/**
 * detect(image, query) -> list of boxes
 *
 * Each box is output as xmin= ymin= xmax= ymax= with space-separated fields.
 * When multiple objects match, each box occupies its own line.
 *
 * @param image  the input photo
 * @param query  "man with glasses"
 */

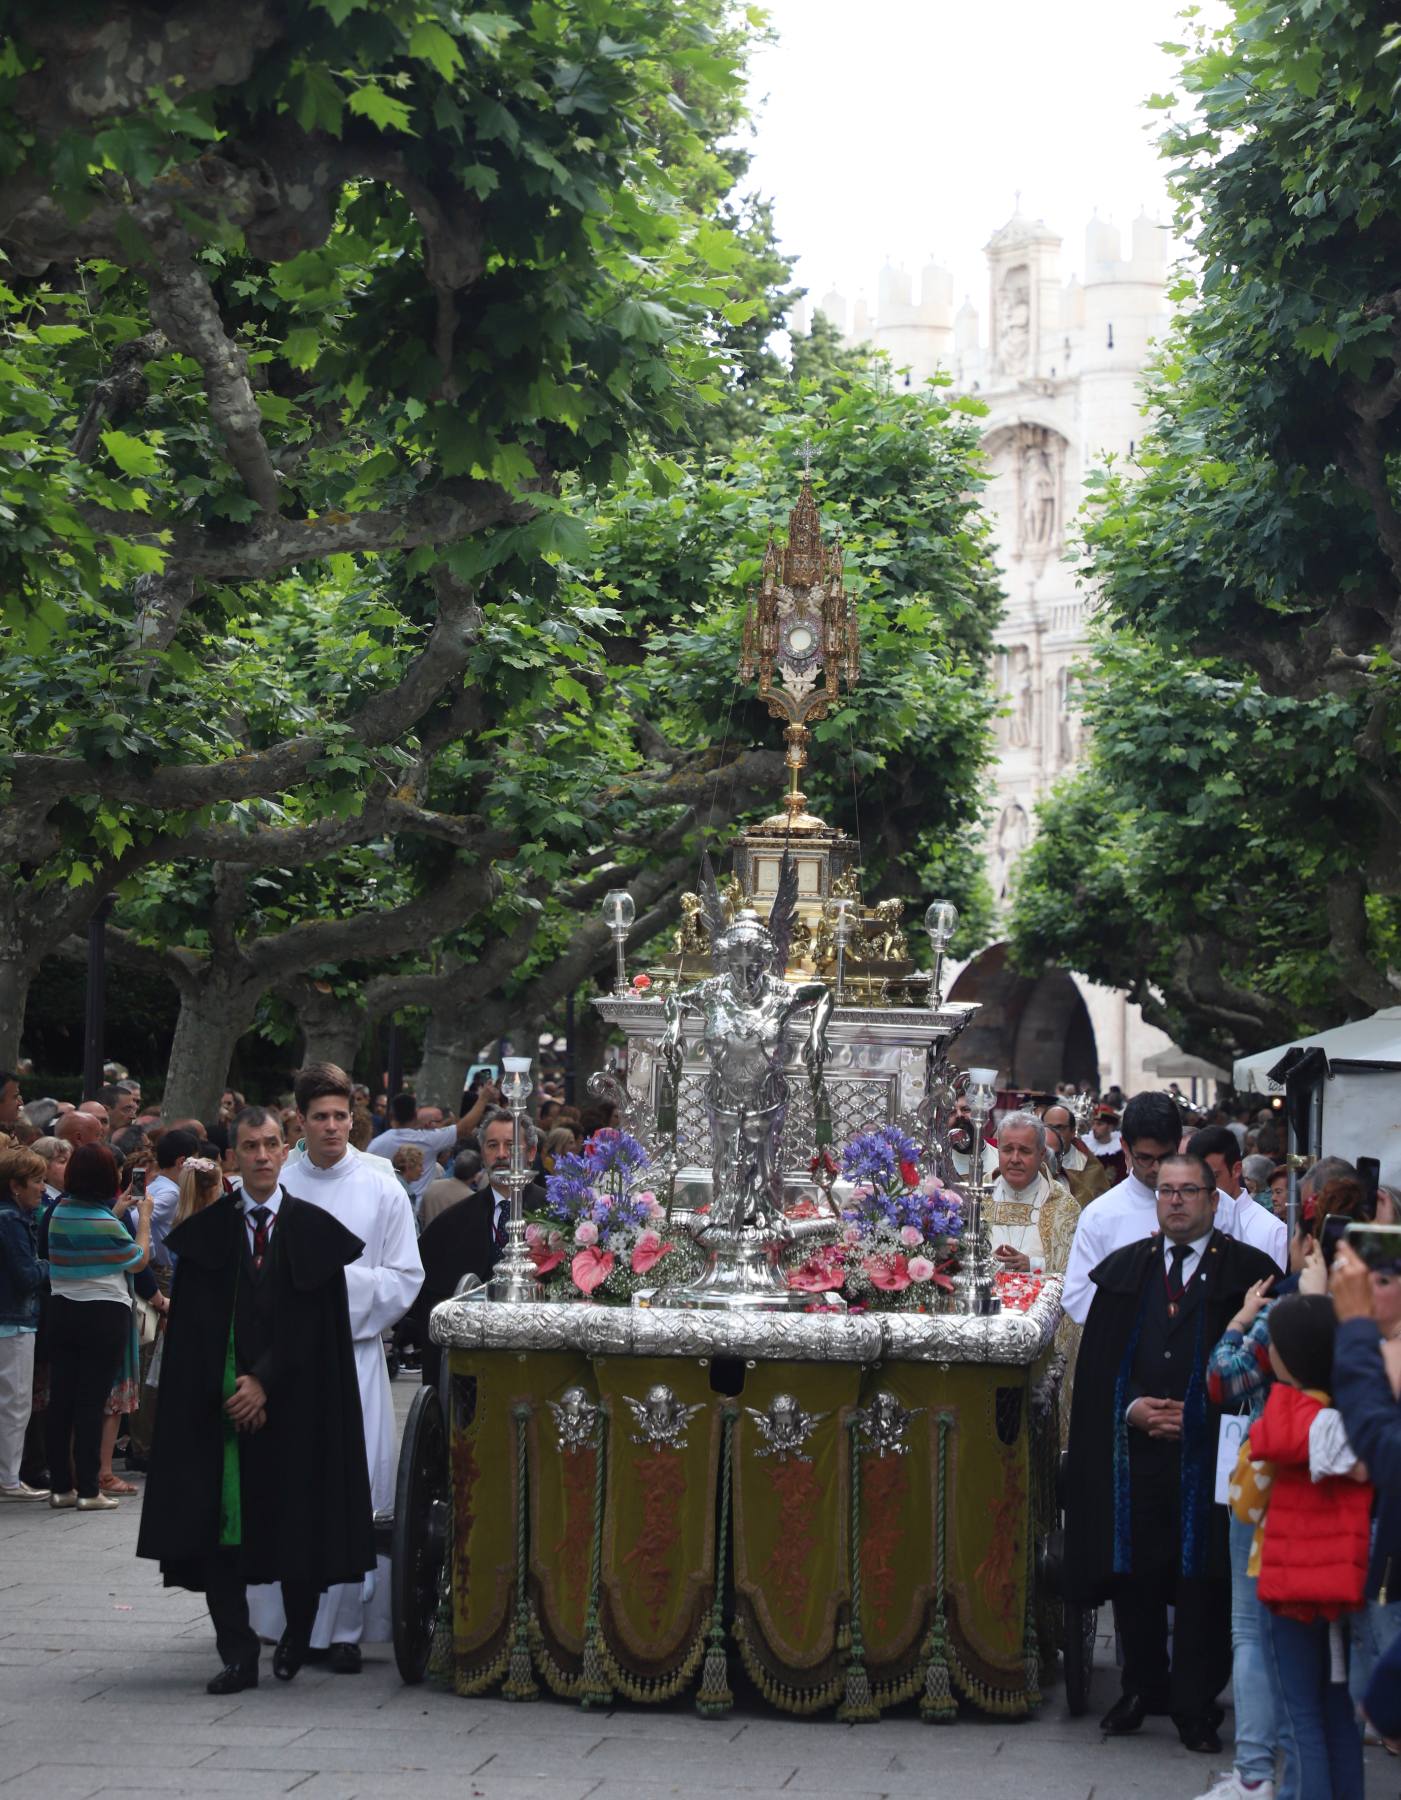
xmin=1064 ymin=1152 xmax=1280 ymax=1754
xmin=1062 ymin=1092 xmax=1285 ymax=1324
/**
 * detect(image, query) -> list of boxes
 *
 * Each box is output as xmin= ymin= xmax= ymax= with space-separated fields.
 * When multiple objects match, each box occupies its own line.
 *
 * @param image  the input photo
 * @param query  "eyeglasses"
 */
xmin=1129 ymin=1149 xmax=1167 ymax=1166
xmin=1158 ymin=1184 xmax=1209 ymax=1200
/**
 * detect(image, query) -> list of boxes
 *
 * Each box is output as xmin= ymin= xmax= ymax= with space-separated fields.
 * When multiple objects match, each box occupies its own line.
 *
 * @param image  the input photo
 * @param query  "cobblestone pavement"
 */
xmin=0 ymin=1376 xmax=1388 ymax=1799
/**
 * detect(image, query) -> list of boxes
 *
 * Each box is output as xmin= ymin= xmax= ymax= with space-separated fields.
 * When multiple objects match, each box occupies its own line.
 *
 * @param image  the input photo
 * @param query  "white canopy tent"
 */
xmin=1232 ymin=1006 xmax=1401 ymax=1094
xmin=1233 ymin=1006 xmax=1401 ymax=1193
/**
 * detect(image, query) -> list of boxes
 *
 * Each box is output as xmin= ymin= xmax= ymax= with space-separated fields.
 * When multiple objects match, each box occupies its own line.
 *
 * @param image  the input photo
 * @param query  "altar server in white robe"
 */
xmin=1062 ymin=1090 xmax=1285 ymax=1324
xmin=247 ymin=1063 xmax=423 ymax=1668
xmin=987 ymin=1110 xmax=1080 ymax=1276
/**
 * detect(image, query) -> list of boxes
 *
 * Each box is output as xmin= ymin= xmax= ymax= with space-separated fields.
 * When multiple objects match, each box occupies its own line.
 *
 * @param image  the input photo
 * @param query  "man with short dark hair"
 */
xmin=1062 ymin=1093 xmax=1285 ymax=1323
xmin=246 ymin=1064 xmax=421 ymax=1670
xmin=1065 ymin=1153 xmax=1279 ymax=1753
xmin=98 ymin=1084 xmax=139 ymax=1132
xmin=414 ymin=1109 xmax=547 ymax=1389
xmin=365 ymin=1085 xmax=500 ymax=1209
xmin=148 ymin=1128 xmax=201 ymax=1272
xmin=137 ymin=1106 xmax=374 ymax=1693
xmin=1186 ymin=1124 xmax=1244 ymax=1200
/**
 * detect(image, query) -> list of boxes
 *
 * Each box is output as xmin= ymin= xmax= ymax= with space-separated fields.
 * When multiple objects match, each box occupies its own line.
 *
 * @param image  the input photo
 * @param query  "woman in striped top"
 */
xmin=46 ymin=1144 xmax=152 ymax=1510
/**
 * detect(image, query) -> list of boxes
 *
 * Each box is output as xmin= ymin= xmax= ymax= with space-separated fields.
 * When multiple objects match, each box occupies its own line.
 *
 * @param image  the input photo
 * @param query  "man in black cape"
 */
xmin=136 ymin=1107 xmax=375 ymax=1693
xmin=1063 ymin=1151 xmax=1277 ymax=1754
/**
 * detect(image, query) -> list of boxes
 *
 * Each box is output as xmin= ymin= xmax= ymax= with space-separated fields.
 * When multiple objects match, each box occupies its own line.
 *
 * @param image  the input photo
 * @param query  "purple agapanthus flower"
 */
xmin=840 ymin=1125 xmax=920 ymax=1191
xmin=545 ymin=1128 xmax=652 ymax=1246
xmin=838 ymin=1125 xmax=962 ymax=1242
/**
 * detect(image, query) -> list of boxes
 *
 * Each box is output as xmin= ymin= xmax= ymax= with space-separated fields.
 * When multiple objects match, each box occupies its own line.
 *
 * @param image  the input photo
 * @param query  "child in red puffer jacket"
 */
xmin=1250 ymin=1293 xmax=1372 ymax=1798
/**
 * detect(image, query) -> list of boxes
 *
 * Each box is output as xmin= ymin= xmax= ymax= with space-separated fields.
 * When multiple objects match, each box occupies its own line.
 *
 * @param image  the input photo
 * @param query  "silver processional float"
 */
xmin=389 ymin=464 xmax=1086 ymax=1720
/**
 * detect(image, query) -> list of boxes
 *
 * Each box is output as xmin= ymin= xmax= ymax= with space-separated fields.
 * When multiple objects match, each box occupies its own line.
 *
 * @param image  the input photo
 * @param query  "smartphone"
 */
xmin=1358 ymin=1156 xmax=1382 ymax=1214
xmin=1344 ymin=1222 xmax=1401 ymax=1270
xmin=128 ymin=1165 xmax=146 ymax=1201
xmin=1319 ymin=1212 xmax=1353 ymax=1266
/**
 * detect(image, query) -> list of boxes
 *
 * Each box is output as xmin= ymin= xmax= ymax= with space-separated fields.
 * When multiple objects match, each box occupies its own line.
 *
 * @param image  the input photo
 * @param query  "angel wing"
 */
xmin=622 ymin=1394 xmax=650 ymax=1430
xmin=698 ymin=850 xmax=729 ymax=970
xmin=767 ymin=850 xmax=799 ymax=977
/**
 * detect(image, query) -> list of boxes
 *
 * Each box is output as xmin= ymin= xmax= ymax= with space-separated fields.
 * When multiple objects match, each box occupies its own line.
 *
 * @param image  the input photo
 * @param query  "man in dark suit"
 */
xmin=1063 ymin=1152 xmax=1279 ymax=1754
xmin=136 ymin=1107 xmax=375 ymax=1694
xmin=416 ymin=1107 xmax=547 ymax=1387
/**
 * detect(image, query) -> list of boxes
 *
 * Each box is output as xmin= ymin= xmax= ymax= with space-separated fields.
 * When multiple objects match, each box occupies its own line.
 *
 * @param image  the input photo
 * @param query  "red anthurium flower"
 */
xmin=899 ymin=1159 xmax=921 ymax=1189
xmin=571 ymin=1247 xmax=615 ymax=1296
xmin=630 ymin=1232 xmax=672 ymax=1276
xmin=865 ymin=1253 xmax=912 ymax=1293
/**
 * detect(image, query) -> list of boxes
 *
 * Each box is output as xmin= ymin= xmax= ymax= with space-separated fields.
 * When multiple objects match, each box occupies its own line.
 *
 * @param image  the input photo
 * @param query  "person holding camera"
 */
xmin=44 ymin=1144 xmax=152 ymax=1510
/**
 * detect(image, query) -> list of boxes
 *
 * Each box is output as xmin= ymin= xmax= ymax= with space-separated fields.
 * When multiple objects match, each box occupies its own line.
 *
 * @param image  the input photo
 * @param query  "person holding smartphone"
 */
xmin=44 ymin=1144 xmax=151 ymax=1510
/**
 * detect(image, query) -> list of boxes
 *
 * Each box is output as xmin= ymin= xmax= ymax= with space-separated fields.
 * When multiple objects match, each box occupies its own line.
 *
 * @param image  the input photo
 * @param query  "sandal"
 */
xmin=98 ymin=1474 xmax=138 ymax=1496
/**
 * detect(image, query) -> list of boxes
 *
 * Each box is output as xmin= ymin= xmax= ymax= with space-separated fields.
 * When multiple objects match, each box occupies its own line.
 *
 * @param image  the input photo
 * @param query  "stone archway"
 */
xmin=946 ymin=943 xmax=1100 ymax=1091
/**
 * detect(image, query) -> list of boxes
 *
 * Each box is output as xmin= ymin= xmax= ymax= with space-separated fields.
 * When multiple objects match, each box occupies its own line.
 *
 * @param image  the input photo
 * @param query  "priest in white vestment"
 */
xmin=1062 ymin=1091 xmax=1286 ymax=1324
xmin=248 ymin=1064 xmax=423 ymax=1665
xmin=987 ymin=1110 xmax=1080 ymax=1276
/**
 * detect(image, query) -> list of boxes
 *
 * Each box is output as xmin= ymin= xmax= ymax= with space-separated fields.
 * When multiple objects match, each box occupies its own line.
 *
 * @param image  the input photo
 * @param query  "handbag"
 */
xmin=134 ymin=1295 xmax=160 ymax=1347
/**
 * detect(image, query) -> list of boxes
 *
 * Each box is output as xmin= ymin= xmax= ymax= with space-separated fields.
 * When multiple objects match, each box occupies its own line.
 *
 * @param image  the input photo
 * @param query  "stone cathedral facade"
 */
xmin=807 ymin=211 xmax=1197 ymax=1094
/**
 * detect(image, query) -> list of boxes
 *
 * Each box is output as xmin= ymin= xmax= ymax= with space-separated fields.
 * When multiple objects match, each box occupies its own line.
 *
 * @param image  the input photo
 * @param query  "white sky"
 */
xmin=743 ymin=0 xmax=1218 ymax=319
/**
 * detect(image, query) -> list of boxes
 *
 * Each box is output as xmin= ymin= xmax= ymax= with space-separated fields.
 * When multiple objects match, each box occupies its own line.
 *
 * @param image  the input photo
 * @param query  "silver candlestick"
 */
xmin=923 ymin=900 xmax=959 ymax=1011
xmin=954 ymin=1064 xmax=1000 ymax=1316
xmin=602 ymin=889 xmax=636 ymax=999
xmin=489 ymin=1056 xmax=544 ymax=1303
xmin=831 ymin=898 xmax=852 ymax=1006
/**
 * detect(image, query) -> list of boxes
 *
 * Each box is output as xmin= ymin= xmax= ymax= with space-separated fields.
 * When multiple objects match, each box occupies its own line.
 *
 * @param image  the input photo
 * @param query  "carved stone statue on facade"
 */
xmin=1020 ymin=444 xmax=1058 ymax=552
xmin=992 ymin=801 xmax=1032 ymax=902
xmin=998 ymin=265 xmax=1030 ymax=375
xmin=1001 ymin=644 xmax=1033 ymax=748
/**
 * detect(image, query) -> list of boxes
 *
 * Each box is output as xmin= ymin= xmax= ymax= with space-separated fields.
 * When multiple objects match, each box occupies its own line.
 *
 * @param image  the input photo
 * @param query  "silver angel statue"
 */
xmin=661 ymin=852 xmax=833 ymax=1240
xmin=651 ymin=853 xmax=838 ymax=1311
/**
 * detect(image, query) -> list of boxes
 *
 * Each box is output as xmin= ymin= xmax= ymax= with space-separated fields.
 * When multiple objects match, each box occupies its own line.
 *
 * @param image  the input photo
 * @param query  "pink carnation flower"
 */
xmin=907 ymin=1256 xmax=935 ymax=1282
xmin=899 ymin=1224 xmax=922 ymax=1247
xmin=574 ymin=1219 xmax=599 ymax=1247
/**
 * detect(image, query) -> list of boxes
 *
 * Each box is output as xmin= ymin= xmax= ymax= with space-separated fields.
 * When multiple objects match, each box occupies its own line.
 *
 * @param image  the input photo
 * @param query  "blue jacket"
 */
xmin=1331 ymin=1316 xmax=1401 ymax=1599
xmin=0 ymin=1195 xmax=48 ymax=1329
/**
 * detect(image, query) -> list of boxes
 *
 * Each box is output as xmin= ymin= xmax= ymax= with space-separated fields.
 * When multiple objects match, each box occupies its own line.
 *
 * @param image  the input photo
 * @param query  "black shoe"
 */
xmin=1174 ymin=1716 xmax=1222 ymax=1754
xmin=326 ymin=1642 xmax=362 ymax=1674
xmin=206 ymin=1661 xmax=258 ymax=1696
xmin=272 ymin=1633 xmax=308 ymax=1683
xmin=1100 ymin=1692 xmax=1149 ymax=1735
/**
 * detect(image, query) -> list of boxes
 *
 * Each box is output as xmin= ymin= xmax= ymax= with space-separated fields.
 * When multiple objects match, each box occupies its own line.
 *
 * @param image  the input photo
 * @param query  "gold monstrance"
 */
xmin=739 ymin=454 xmax=860 ymax=833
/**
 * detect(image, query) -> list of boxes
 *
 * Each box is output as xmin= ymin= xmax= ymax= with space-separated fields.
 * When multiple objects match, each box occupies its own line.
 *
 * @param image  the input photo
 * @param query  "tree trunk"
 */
xmin=283 ymin=979 xmax=365 ymax=1074
xmin=414 ymin=1002 xmax=498 ymax=1109
xmin=0 ymin=952 xmax=30 ymax=1070
xmin=162 ymin=979 xmax=261 ymax=1119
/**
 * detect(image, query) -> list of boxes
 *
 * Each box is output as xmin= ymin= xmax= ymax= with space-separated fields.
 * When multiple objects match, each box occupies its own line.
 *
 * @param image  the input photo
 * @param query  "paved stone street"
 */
xmin=0 ymin=1377 xmax=1389 ymax=1800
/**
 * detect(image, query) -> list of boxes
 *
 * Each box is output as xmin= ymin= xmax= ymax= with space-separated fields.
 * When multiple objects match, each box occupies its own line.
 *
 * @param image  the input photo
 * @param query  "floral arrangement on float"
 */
xmin=785 ymin=1124 xmax=964 ymax=1311
xmin=532 ymin=1128 xmax=701 ymax=1303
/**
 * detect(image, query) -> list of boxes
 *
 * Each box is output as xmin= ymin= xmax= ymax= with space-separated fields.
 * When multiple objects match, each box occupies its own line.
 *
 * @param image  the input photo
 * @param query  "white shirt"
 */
xmin=237 ymin=1186 xmax=282 ymax=1257
xmin=365 ymin=1124 xmax=461 ymax=1201
xmin=1062 ymin=1171 xmax=1287 ymax=1324
xmin=146 ymin=1172 xmax=181 ymax=1267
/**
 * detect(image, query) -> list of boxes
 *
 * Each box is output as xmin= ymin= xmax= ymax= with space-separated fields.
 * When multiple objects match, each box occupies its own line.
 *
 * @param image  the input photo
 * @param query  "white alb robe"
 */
xmin=986 ymin=1170 xmax=1052 ymax=1265
xmin=1060 ymin=1170 xmax=1286 ymax=1325
xmin=247 ymin=1150 xmax=423 ymax=1647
